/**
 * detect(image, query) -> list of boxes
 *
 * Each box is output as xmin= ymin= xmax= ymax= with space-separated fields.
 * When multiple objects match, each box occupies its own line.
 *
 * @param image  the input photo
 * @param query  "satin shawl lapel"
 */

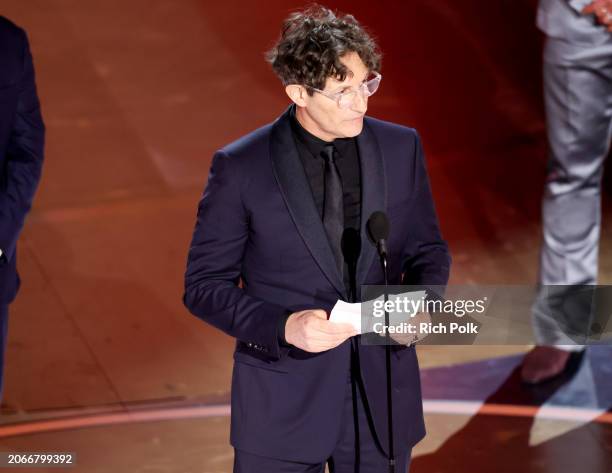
xmin=356 ymin=119 xmax=386 ymax=293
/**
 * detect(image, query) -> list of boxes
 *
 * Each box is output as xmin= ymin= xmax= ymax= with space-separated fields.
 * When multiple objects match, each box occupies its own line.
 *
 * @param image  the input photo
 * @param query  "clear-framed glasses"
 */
xmin=309 ymin=71 xmax=382 ymax=109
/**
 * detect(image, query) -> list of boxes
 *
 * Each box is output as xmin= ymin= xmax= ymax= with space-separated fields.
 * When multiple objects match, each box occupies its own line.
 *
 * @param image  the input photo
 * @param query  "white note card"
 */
xmin=329 ymin=290 xmax=427 ymax=334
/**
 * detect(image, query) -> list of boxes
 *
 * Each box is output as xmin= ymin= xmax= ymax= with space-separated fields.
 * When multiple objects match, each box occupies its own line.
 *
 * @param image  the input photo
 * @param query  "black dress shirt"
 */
xmin=290 ymin=107 xmax=361 ymax=232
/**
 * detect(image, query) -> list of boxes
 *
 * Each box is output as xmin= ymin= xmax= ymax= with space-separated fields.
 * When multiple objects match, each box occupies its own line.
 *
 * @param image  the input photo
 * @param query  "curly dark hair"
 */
xmin=266 ymin=5 xmax=381 ymax=95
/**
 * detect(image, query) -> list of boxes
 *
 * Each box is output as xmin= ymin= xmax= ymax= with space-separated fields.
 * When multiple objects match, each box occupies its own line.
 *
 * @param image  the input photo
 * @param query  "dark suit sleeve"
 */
xmin=183 ymin=150 xmax=290 ymax=361
xmin=0 ymin=27 xmax=45 ymax=264
xmin=401 ymin=132 xmax=451 ymax=286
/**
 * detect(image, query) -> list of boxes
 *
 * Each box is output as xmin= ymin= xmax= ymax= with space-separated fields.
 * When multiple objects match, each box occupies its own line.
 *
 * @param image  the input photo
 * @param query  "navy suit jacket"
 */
xmin=0 ymin=17 xmax=45 ymax=304
xmin=184 ymin=106 xmax=450 ymax=462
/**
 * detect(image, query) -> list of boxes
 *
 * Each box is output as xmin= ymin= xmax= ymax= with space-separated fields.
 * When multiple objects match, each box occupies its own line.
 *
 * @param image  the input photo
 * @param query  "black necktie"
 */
xmin=322 ymin=144 xmax=344 ymax=276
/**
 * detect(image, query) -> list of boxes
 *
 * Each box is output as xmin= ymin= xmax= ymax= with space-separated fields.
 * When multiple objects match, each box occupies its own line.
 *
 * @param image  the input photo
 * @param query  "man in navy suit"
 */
xmin=184 ymin=6 xmax=449 ymax=472
xmin=0 ymin=17 xmax=45 ymax=398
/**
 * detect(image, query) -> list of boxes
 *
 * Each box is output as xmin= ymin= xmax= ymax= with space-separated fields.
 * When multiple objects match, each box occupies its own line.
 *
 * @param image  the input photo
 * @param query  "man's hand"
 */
xmin=285 ymin=309 xmax=358 ymax=353
xmin=583 ymin=0 xmax=612 ymax=31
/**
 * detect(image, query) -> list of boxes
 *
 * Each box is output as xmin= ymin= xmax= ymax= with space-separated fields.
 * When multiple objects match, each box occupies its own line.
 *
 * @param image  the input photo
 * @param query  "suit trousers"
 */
xmin=533 ymin=36 xmax=612 ymax=347
xmin=233 ymin=347 xmax=412 ymax=473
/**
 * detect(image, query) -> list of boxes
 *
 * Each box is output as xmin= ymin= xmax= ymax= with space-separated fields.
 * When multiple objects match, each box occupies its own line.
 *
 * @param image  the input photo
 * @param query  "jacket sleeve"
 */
xmin=183 ymin=150 xmax=289 ymax=361
xmin=401 ymin=132 xmax=451 ymax=287
xmin=0 ymin=27 xmax=45 ymax=264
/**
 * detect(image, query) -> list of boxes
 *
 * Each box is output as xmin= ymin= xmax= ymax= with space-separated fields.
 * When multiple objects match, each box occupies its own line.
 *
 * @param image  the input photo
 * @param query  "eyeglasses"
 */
xmin=309 ymin=72 xmax=382 ymax=109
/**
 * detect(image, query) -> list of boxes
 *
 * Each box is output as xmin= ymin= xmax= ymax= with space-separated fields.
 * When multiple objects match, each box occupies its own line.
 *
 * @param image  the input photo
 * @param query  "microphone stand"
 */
xmin=379 ymin=249 xmax=395 ymax=473
xmin=342 ymin=228 xmax=363 ymax=467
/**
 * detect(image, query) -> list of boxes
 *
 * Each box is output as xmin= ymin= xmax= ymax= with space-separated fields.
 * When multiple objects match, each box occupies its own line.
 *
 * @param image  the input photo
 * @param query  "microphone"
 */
xmin=367 ymin=211 xmax=389 ymax=259
xmin=367 ymin=210 xmax=395 ymax=473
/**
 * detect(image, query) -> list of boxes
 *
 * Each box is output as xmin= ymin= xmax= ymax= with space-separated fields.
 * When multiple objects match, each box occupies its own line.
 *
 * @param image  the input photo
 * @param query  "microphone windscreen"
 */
xmin=367 ymin=211 xmax=389 ymax=243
